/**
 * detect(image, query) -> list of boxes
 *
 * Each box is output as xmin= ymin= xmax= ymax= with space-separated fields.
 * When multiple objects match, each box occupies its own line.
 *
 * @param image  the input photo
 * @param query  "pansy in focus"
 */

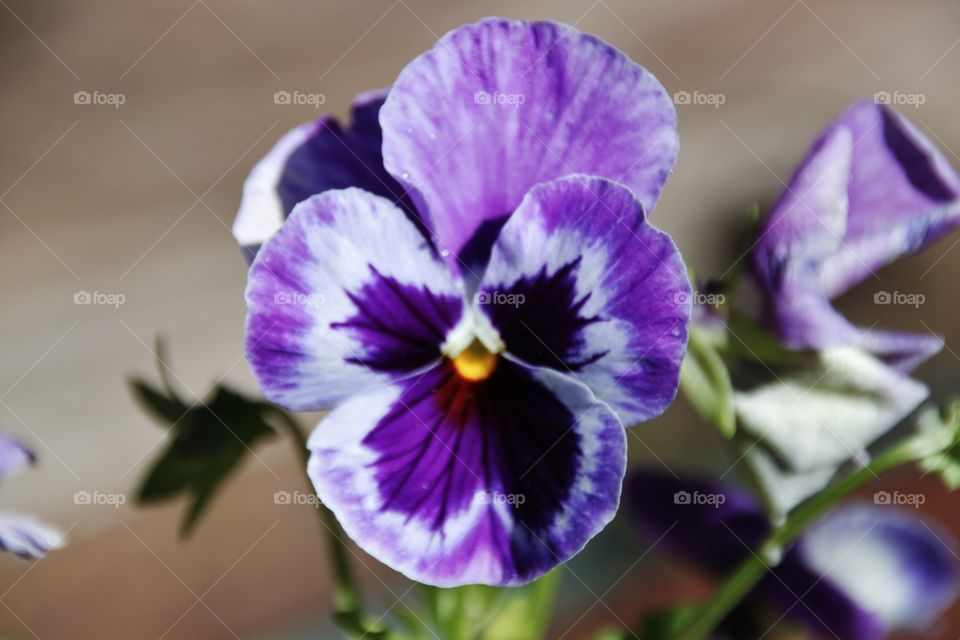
xmin=237 ymin=18 xmax=691 ymax=586
xmin=0 ymin=433 xmax=64 ymax=558
xmin=750 ymin=99 xmax=960 ymax=372
xmin=629 ymin=471 xmax=960 ymax=639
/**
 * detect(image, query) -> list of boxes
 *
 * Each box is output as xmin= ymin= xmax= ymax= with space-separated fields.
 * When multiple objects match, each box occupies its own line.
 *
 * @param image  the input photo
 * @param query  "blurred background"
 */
xmin=2 ymin=0 xmax=960 ymax=637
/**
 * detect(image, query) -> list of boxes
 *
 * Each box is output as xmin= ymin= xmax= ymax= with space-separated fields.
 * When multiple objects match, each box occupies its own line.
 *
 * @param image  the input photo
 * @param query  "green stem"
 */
xmin=273 ymin=409 xmax=363 ymax=617
xmin=672 ymin=436 xmax=929 ymax=640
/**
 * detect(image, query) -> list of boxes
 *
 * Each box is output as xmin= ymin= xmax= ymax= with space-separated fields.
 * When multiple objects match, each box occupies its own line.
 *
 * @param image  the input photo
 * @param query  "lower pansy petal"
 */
xmin=478 ymin=176 xmax=690 ymax=425
xmin=246 ymin=188 xmax=464 ymax=411
xmin=308 ymin=359 xmax=626 ymax=587
xmin=0 ymin=511 xmax=65 ymax=559
xmin=233 ymin=91 xmax=417 ymax=259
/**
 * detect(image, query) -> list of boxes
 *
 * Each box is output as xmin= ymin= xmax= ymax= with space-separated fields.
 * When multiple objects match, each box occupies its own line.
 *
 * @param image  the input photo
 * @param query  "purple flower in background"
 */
xmin=0 ymin=433 xmax=64 ymax=559
xmin=629 ymin=471 xmax=960 ymax=639
xmin=238 ymin=18 xmax=691 ymax=586
xmin=750 ymin=100 xmax=960 ymax=373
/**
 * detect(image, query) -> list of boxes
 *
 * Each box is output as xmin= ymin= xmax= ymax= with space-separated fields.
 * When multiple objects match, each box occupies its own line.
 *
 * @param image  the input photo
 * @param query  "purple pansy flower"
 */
xmin=750 ymin=100 xmax=960 ymax=373
xmin=629 ymin=471 xmax=960 ymax=639
xmin=0 ymin=433 xmax=64 ymax=559
xmin=238 ymin=18 xmax=691 ymax=586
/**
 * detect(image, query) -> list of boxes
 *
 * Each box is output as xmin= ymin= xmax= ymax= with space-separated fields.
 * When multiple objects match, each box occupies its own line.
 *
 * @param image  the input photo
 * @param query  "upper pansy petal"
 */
xmin=0 ymin=511 xmax=65 ymax=559
xmin=751 ymin=101 xmax=960 ymax=367
xmin=783 ymin=504 xmax=959 ymax=636
xmin=308 ymin=359 xmax=626 ymax=587
xmin=381 ymin=17 xmax=678 ymax=273
xmin=245 ymin=188 xmax=463 ymax=411
xmin=234 ymin=91 xmax=417 ymax=259
xmin=477 ymin=176 xmax=690 ymax=425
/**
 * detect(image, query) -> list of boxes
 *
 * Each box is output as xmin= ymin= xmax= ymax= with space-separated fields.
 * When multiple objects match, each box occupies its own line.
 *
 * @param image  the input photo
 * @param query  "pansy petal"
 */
xmin=0 ymin=511 xmax=65 ymax=559
xmin=751 ymin=101 xmax=960 ymax=365
xmin=820 ymin=102 xmax=960 ymax=296
xmin=761 ymin=552 xmax=886 ymax=640
xmin=381 ymin=17 xmax=678 ymax=273
xmin=627 ymin=470 xmax=769 ymax=575
xmin=791 ymin=504 xmax=959 ymax=634
xmin=308 ymin=359 xmax=626 ymax=587
xmin=478 ymin=176 xmax=690 ymax=425
xmin=234 ymin=91 xmax=416 ymax=259
xmin=245 ymin=188 xmax=464 ymax=411
xmin=0 ymin=433 xmax=34 ymax=480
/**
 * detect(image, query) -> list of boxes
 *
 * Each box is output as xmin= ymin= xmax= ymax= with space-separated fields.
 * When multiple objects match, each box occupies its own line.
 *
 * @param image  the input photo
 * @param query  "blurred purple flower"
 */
xmin=750 ymin=100 xmax=960 ymax=372
xmin=629 ymin=471 xmax=959 ymax=639
xmin=0 ymin=433 xmax=64 ymax=559
xmin=237 ymin=18 xmax=692 ymax=586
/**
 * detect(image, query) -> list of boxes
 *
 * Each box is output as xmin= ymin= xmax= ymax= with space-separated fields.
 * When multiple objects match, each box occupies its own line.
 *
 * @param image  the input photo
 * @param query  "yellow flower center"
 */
xmin=452 ymin=339 xmax=498 ymax=382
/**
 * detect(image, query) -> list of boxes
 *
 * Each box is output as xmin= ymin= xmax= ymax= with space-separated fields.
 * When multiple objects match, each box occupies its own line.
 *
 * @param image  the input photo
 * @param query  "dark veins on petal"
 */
xmin=362 ymin=361 xmax=581 ymax=574
xmin=486 ymin=257 xmax=606 ymax=371
xmin=880 ymin=106 xmax=955 ymax=202
xmin=331 ymin=265 xmax=462 ymax=373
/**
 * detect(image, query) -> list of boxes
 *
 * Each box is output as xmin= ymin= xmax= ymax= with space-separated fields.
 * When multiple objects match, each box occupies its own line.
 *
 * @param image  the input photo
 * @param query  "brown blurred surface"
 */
xmin=2 ymin=0 xmax=960 ymax=638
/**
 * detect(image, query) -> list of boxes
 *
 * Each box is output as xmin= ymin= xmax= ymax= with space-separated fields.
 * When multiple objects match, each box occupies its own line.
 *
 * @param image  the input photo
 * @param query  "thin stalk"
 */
xmin=672 ymin=436 xmax=930 ymax=640
xmin=273 ymin=409 xmax=363 ymax=618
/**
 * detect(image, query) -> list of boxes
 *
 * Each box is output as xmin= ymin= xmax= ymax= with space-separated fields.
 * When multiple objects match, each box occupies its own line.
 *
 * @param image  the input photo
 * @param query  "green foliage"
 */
xmin=917 ymin=398 xmax=960 ymax=490
xmin=680 ymin=323 xmax=736 ymax=438
xmin=417 ymin=570 xmax=561 ymax=640
xmin=129 ymin=340 xmax=279 ymax=536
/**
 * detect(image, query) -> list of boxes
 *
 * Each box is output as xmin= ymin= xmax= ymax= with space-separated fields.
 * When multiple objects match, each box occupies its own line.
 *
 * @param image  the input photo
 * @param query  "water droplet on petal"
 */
xmin=401 ymin=172 xmax=410 ymax=180
xmin=440 ymin=249 xmax=450 ymax=257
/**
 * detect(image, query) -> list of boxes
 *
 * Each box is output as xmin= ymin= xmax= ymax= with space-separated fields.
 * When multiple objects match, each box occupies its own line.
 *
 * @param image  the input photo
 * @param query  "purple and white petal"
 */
xmin=0 ymin=511 xmax=65 ymax=559
xmin=381 ymin=18 xmax=678 ymax=273
xmin=0 ymin=433 xmax=34 ymax=480
xmin=308 ymin=359 xmax=626 ymax=587
xmin=477 ymin=176 xmax=690 ymax=425
xmin=245 ymin=188 xmax=464 ymax=411
xmin=751 ymin=101 xmax=960 ymax=369
xmin=795 ymin=504 xmax=960 ymax=633
xmin=234 ymin=91 xmax=416 ymax=259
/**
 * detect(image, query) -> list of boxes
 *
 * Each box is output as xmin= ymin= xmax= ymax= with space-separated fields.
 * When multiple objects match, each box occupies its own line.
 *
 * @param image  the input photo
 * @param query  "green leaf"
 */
xmin=419 ymin=570 xmax=560 ymax=640
xmin=129 ymin=346 xmax=278 ymax=537
xmin=917 ymin=398 xmax=960 ymax=490
xmin=724 ymin=311 xmax=804 ymax=367
xmin=636 ymin=605 xmax=700 ymax=639
xmin=680 ymin=323 xmax=736 ymax=438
